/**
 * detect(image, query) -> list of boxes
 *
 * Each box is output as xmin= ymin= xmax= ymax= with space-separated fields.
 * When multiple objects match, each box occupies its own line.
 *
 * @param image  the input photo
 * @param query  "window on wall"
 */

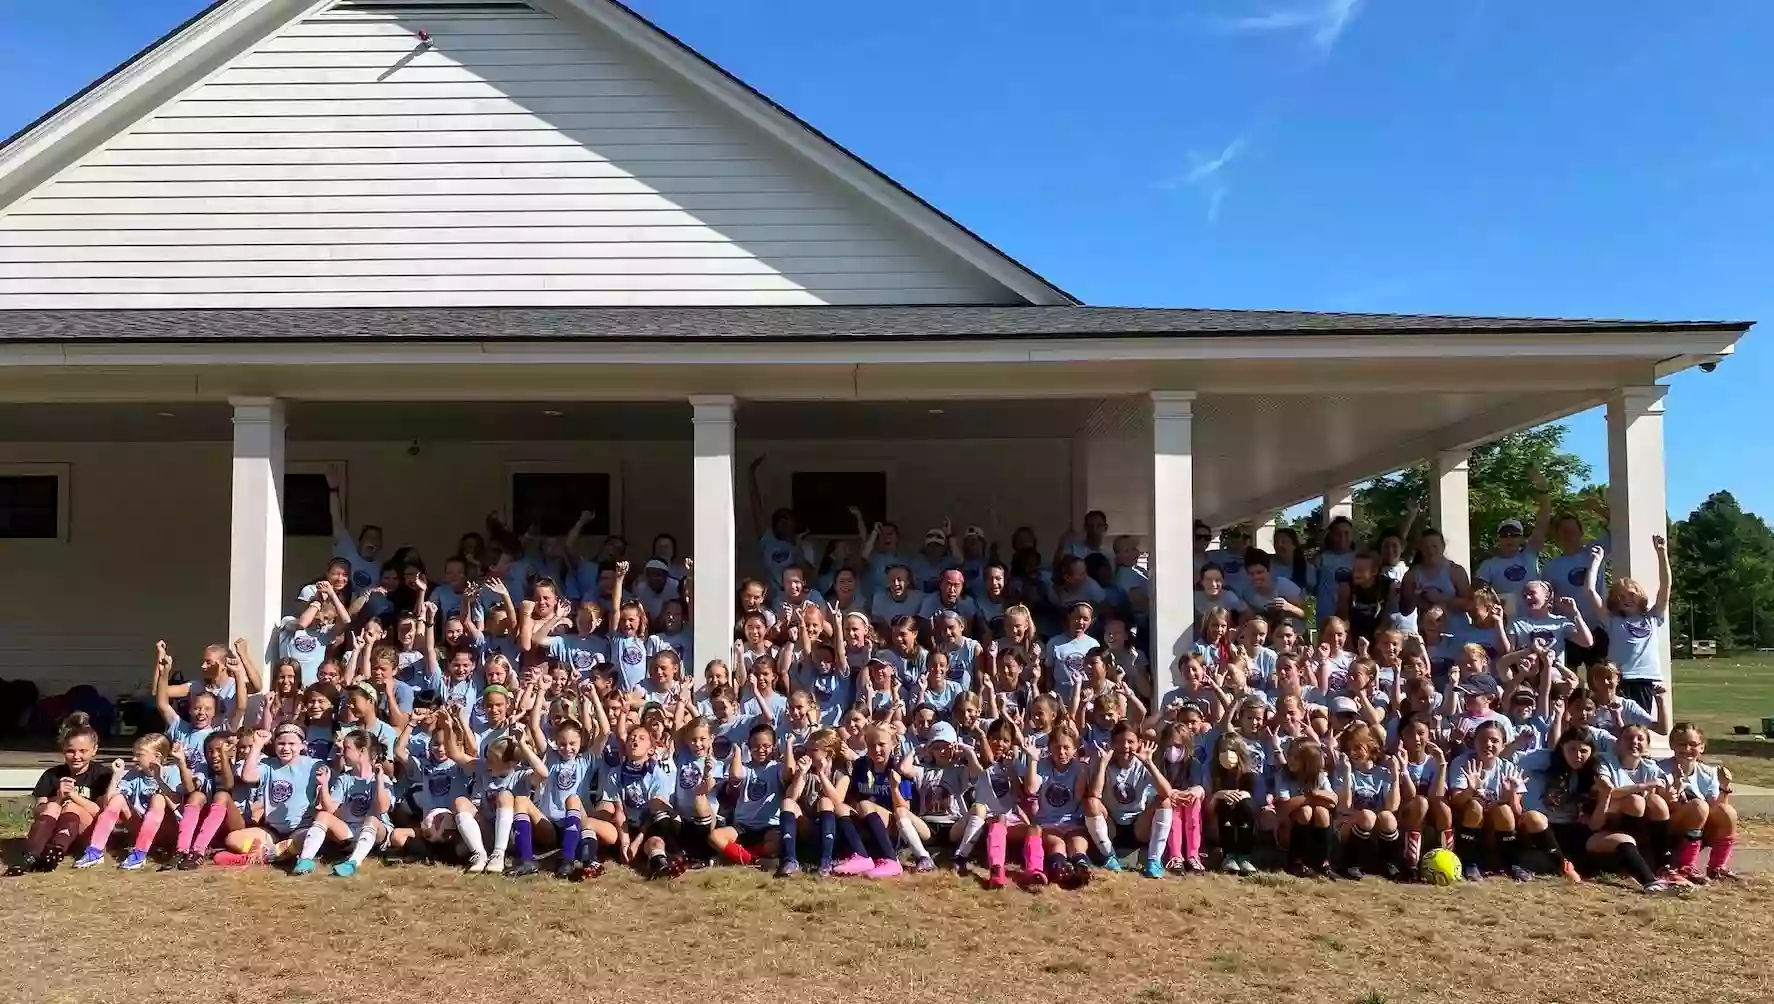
xmin=791 ymin=471 xmax=886 ymax=535
xmin=512 ymin=473 xmax=611 ymax=537
xmin=0 ymin=474 xmax=59 ymax=538
xmin=283 ymin=473 xmax=333 ymax=537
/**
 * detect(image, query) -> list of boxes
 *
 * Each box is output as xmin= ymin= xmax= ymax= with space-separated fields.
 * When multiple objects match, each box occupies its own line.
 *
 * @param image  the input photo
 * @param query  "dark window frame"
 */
xmin=790 ymin=471 xmax=886 ymax=536
xmin=511 ymin=472 xmax=612 ymax=538
xmin=283 ymin=472 xmax=334 ymax=538
xmin=0 ymin=473 xmax=62 ymax=539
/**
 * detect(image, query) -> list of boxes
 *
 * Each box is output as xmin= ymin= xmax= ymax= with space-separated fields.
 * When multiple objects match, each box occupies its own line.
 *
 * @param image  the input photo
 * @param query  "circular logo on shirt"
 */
xmin=1334 ymin=567 xmax=1352 ymax=583
xmin=570 ymin=649 xmax=594 ymax=671
xmin=990 ymin=772 xmax=1012 ymax=799
xmin=292 ymin=634 xmax=317 ymax=654
xmin=1044 ymin=783 xmax=1073 ymax=807
xmin=622 ymin=783 xmax=647 ymax=810
xmin=1353 ymin=792 xmax=1376 ymax=810
xmin=553 ymin=766 xmax=577 ymax=791
xmin=1113 ymin=779 xmax=1134 ymax=804
xmin=1625 ymin=618 xmax=1653 ymax=640
xmin=1063 ymin=653 xmax=1084 ymax=673
xmin=347 ymin=792 xmax=371 ymax=817
xmin=746 ymin=774 xmax=767 ymax=801
xmin=621 ymin=646 xmax=643 ymax=666
xmin=713 ymin=738 xmax=733 ymax=761
xmin=770 ymin=547 xmax=792 ymax=566
xmin=427 ymin=774 xmax=451 ymax=796
xmin=678 ymin=762 xmax=702 ymax=790
xmin=353 ymin=570 xmax=372 ymax=589
xmin=814 ymin=673 xmax=838 ymax=699
xmin=603 ymin=744 xmax=622 ymax=768
xmin=1504 ymin=565 xmax=1527 ymax=583
xmin=269 ymin=780 xmax=294 ymax=804
xmin=1223 ymin=559 xmax=1244 ymax=576
xmin=1568 ymin=567 xmax=1587 ymax=587
xmin=1532 ymin=630 xmax=1556 ymax=647
xmin=948 ymin=661 xmax=967 ymax=682
xmin=672 ymin=642 xmax=688 ymax=659
xmin=303 ymin=740 xmax=328 ymax=759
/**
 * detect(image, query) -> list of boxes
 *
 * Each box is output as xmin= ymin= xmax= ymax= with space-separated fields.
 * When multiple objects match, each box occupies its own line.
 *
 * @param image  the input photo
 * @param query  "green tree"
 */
xmin=1670 ymin=491 xmax=1774 ymax=648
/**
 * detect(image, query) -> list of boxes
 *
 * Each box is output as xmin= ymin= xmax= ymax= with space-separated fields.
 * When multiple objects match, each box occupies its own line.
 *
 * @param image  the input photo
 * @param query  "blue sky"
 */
xmin=2 ymin=0 xmax=1766 ymax=518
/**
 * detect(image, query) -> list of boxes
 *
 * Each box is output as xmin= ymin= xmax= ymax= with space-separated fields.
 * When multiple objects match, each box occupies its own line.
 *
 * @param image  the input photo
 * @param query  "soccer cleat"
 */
xmin=1708 ymin=867 xmax=1740 ymax=882
xmin=1381 ymin=860 xmax=1404 ymax=882
xmin=331 ymin=862 xmax=358 ymax=878
xmin=213 ymin=851 xmax=259 ymax=868
xmin=74 ymin=847 xmax=105 ymax=869
xmin=1341 ymin=863 xmax=1365 ymax=881
xmin=1020 ymin=869 xmax=1049 ymax=890
xmin=1461 ymin=864 xmax=1483 ymax=883
xmin=1285 ymin=860 xmax=1309 ymax=878
xmin=178 ymin=852 xmax=203 ymax=871
xmin=952 ymin=856 xmax=972 ymax=878
xmin=832 ymin=854 xmax=874 ymax=877
xmin=987 ymin=868 xmax=1009 ymax=890
xmin=865 ymin=857 xmax=904 ymax=879
xmin=39 ymin=845 xmax=66 ymax=871
xmin=1659 ymin=868 xmax=1692 ymax=887
xmin=484 ymin=852 xmax=506 ymax=875
xmin=1165 ymin=856 xmax=1186 ymax=874
xmin=291 ymin=858 xmax=316 ymax=876
xmin=578 ymin=860 xmax=605 ymax=881
xmin=508 ymin=859 xmax=539 ymax=878
xmin=1315 ymin=861 xmax=1336 ymax=880
xmin=119 ymin=850 xmax=148 ymax=871
xmin=1186 ymin=855 xmax=1207 ymax=873
xmin=817 ymin=863 xmax=835 ymax=878
xmin=914 ymin=856 xmax=935 ymax=874
xmin=775 ymin=860 xmax=801 ymax=879
xmin=554 ymin=857 xmax=576 ymax=879
xmin=1070 ymin=862 xmax=1094 ymax=888
xmin=465 ymin=852 xmax=488 ymax=874
xmin=1508 ymin=865 xmax=1533 ymax=883
xmin=1642 ymin=879 xmax=1673 ymax=894
xmin=1560 ymin=859 xmax=1583 ymax=884
xmin=1101 ymin=856 xmax=1123 ymax=874
xmin=1222 ymin=855 xmax=1243 ymax=875
xmin=1683 ymin=869 xmax=1708 ymax=886
xmin=1143 ymin=859 xmax=1165 ymax=879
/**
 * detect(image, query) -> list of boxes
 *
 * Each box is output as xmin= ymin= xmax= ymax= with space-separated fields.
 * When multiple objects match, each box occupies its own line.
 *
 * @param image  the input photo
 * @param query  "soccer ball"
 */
xmin=1419 ymin=848 xmax=1461 ymax=886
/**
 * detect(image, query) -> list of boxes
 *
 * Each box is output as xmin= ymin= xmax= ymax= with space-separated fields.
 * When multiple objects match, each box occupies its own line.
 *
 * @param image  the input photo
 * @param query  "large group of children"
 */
xmin=9 ymin=470 xmax=1740 ymax=894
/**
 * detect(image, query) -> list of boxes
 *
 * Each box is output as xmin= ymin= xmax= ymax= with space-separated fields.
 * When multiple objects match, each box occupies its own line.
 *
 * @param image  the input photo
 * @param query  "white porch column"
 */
xmin=1150 ymin=391 xmax=1196 ymax=700
xmin=228 ymin=397 xmax=285 ymax=684
xmin=1251 ymin=512 xmax=1278 ymax=552
xmin=1430 ymin=449 xmax=1472 ymax=571
xmin=1607 ymin=385 xmax=1672 ymax=698
xmin=1323 ymin=486 xmax=1355 ymax=527
xmin=691 ymin=395 xmax=738 ymax=687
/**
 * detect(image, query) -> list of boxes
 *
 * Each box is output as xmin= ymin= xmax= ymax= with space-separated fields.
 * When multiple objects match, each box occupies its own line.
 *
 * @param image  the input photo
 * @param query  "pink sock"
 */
xmin=1404 ymin=830 xmax=1422 ymax=869
xmin=1022 ymin=833 xmax=1044 ymax=876
xmin=88 ymin=806 xmax=122 ymax=851
xmin=175 ymin=804 xmax=202 ymax=854
xmin=192 ymin=802 xmax=230 ymax=854
xmin=1181 ymin=800 xmax=1202 ymax=859
xmin=1164 ymin=815 xmax=1183 ymax=862
xmin=133 ymin=803 xmax=166 ymax=854
xmin=1708 ymin=836 xmax=1736 ymax=872
xmin=985 ymin=820 xmax=1007 ymax=872
xmin=1675 ymin=836 xmax=1702 ymax=873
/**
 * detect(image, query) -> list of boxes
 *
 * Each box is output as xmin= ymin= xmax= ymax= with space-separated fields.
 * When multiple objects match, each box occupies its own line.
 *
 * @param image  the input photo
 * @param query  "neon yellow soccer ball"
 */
xmin=1419 ymin=848 xmax=1461 ymax=886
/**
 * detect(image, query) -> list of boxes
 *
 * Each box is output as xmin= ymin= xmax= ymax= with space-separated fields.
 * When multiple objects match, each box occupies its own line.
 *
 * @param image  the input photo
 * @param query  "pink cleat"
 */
xmin=831 ymin=854 xmax=875 ymax=877
xmin=866 ymin=857 xmax=904 ymax=879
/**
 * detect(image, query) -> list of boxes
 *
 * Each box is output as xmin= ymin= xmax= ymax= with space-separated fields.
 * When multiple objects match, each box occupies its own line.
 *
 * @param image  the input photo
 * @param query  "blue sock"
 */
xmin=559 ymin=816 xmax=581 ymax=864
xmin=818 ymin=810 xmax=837 ymax=868
xmin=864 ymin=813 xmax=894 ymax=859
xmin=512 ymin=817 xmax=534 ymax=862
xmin=779 ymin=815 xmax=799 ymax=864
xmin=838 ymin=816 xmax=870 ymax=858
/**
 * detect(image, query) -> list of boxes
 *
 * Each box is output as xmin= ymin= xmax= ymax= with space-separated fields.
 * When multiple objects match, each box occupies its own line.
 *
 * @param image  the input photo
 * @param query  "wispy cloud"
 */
xmin=1223 ymin=0 xmax=1363 ymax=52
xmin=1158 ymin=133 xmax=1250 ymax=224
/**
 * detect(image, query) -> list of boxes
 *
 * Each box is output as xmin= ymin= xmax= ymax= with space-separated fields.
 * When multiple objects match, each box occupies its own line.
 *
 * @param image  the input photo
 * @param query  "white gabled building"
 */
xmin=0 ymin=0 xmax=1750 ymax=710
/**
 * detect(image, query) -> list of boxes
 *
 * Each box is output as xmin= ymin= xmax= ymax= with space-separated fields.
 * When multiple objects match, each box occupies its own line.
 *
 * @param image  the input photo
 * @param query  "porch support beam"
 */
xmin=228 ymin=396 xmax=284 ymax=684
xmin=1430 ymin=449 xmax=1473 ymax=572
xmin=1607 ymin=385 xmax=1672 ymax=740
xmin=690 ymin=394 xmax=738 ymax=686
xmin=1150 ymin=391 xmax=1196 ymax=700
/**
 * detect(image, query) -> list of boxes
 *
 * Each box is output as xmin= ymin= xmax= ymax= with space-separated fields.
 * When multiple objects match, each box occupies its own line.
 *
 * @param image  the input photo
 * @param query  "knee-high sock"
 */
xmin=1454 ymin=826 xmax=1481 ymax=866
xmin=1642 ymin=821 xmax=1669 ymax=870
xmin=1180 ymin=800 xmax=1202 ymax=860
xmin=133 ymin=803 xmax=166 ymax=853
xmin=492 ymin=805 xmax=515 ymax=857
xmin=985 ymin=819 xmax=1008 ymax=872
xmin=559 ymin=815 xmax=583 ymax=864
xmin=1228 ymin=801 xmax=1255 ymax=855
xmin=1084 ymin=814 xmax=1115 ymax=859
xmin=49 ymin=813 xmax=86 ymax=852
xmin=347 ymin=824 xmax=378 ymax=865
xmin=299 ymin=822 xmax=328 ymax=860
xmin=456 ymin=810 xmax=487 ymax=858
xmin=175 ymin=804 xmax=203 ymax=854
xmin=837 ymin=816 xmax=870 ymax=859
xmin=1022 ymin=831 xmax=1044 ymax=875
xmin=192 ymin=802 xmax=230 ymax=854
xmin=23 ymin=812 xmax=59 ymax=856
xmin=1403 ymin=828 xmax=1423 ymax=868
xmin=1708 ymin=835 xmax=1736 ymax=872
xmin=1674 ymin=828 xmax=1702 ymax=872
xmin=1146 ymin=804 xmax=1173 ymax=865
xmin=863 ymin=813 xmax=895 ymax=860
xmin=1528 ymin=826 xmax=1565 ymax=865
xmin=1496 ymin=828 xmax=1520 ymax=868
xmin=1345 ymin=828 xmax=1374 ymax=868
xmin=896 ymin=813 xmax=930 ymax=862
xmin=1614 ymin=841 xmax=1658 ymax=887
xmin=87 ymin=805 xmax=123 ymax=851
xmin=955 ymin=813 xmax=987 ymax=858
xmin=1165 ymin=811 xmax=1183 ymax=862
xmin=817 ymin=811 xmax=837 ymax=868
xmin=511 ymin=817 xmax=534 ymax=862
xmin=779 ymin=814 xmax=799 ymax=863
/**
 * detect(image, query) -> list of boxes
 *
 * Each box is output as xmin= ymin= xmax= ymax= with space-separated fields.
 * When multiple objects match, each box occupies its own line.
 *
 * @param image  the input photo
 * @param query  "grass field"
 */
xmin=0 ymin=659 xmax=1769 ymax=1004
xmin=1673 ymin=654 xmax=1774 ymax=786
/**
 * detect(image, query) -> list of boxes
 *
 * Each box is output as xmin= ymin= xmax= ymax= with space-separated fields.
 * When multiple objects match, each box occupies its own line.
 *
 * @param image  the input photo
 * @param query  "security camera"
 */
xmin=1700 ymin=360 xmax=1718 ymax=373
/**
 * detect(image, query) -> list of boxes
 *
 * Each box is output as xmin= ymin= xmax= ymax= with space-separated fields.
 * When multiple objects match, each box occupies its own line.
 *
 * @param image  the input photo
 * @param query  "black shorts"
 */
xmin=1618 ymin=679 xmax=1657 ymax=712
xmin=1550 ymin=821 xmax=1597 ymax=876
xmin=1111 ymin=819 xmax=1142 ymax=847
xmin=737 ymin=825 xmax=775 ymax=852
xmin=1565 ymin=632 xmax=1610 ymax=669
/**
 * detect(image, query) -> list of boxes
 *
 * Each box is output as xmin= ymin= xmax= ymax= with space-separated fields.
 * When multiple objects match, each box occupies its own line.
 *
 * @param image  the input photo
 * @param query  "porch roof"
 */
xmin=0 ymin=304 xmax=1752 ymax=344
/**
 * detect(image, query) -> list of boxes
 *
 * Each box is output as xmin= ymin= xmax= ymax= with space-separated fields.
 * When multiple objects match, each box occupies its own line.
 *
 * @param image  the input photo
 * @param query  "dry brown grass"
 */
xmin=3 ymin=861 xmax=1771 ymax=1004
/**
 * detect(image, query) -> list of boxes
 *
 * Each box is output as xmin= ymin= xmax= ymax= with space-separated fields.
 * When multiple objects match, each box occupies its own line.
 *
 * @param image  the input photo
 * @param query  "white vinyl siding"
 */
xmin=0 ymin=2 xmax=1016 ymax=309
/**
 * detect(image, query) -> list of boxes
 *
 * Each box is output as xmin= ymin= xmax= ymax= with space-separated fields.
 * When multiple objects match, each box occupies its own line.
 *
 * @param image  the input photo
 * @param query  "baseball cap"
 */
xmin=1458 ymin=674 xmax=1501 ymax=698
xmin=1510 ymin=687 xmax=1538 ymax=706
xmin=964 ymin=525 xmax=986 ymax=540
xmin=1330 ymin=696 xmax=1360 ymax=715
xmin=644 ymin=559 xmax=670 ymax=573
xmin=927 ymin=722 xmax=959 ymax=746
xmin=924 ymin=528 xmax=948 ymax=545
xmin=1497 ymin=519 xmax=1525 ymax=536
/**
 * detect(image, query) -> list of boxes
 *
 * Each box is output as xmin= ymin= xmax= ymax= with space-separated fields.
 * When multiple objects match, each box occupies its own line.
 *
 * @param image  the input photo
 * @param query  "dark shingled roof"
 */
xmin=0 ymin=305 xmax=1750 ymax=344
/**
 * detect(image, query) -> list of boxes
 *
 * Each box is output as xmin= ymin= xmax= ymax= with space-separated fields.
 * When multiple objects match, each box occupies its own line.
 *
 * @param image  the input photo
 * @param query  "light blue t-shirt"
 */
xmin=328 ymin=771 xmax=388 ymax=826
xmin=279 ymin=620 xmax=334 ymax=687
xmin=1608 ymin=609 xmax=1668 ymax=682
xmin=1476 ymin=550 xmax=1541 ymax=607
xmin=608 ymin=633 xmax=650 ymax=691
xmin=545 ymin=634 xmax=610 ymax=677
xmin=1315 ymin=550 xmax=1355 ymax=620
xmin=1031 ymin=757 xmax=1086 ymax=826
xmin=117 ymin=764 xmax=182 ymax=814
xmin=759 ymin=533 xmax=814 ymax=590
xmin=598 ymin=759 xmax=674 ymax=822
xmin=732 ymin=761 xmax=786 ymax=829
xmin=535 ymin=749 xmax=595 ymax=820
xmin=1045 ymin=634 xmax=1099 ymax=705
xmin=333 ymin=533 xmax=381 ymax=595
xmin=259 ymin=755 xmax=323 ymax=832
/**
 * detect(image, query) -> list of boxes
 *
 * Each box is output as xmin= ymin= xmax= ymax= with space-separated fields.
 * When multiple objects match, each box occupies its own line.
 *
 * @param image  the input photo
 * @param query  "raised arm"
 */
xmin=1652 ymin=535 xmax=1671 ymax=619
xmin=747 ymin=455 xmax=768 ymax=543
xmin=1581 ymin=544 xmax=1610 ymax=625
xmin=1526 ymin=471 xmax=1554 ymax=556
xmin=232 ymin=636 xmax=264 ymax=697
xmin=565 ymin=509 xmax=596 ymax=556
xmin=153 ymin=641 xmax=178 ymax=728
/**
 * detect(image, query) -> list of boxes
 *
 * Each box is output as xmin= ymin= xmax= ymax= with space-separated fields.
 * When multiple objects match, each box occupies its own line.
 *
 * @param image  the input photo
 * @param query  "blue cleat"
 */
xmin=1143 ymin=858 xmax=1165 ymax=879
xmin=331 ymin=861 xmax=358 ymax=878
xmin=119 ymin=850 xmax=148 ymax=871
xmin=291 ymin=858 xmax=317 ymax=876
xmin=74 ymin=847 xmax=105 ymax=869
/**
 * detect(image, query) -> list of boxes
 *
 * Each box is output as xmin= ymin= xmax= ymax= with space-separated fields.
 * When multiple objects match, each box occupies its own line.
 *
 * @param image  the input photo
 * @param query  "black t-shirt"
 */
xmin=32 ymin=763 xmax=111 ymax=803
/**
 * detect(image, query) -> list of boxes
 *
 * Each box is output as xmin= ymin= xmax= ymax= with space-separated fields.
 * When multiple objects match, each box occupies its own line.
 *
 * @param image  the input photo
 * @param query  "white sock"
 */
xmin=299 ymin=823 xmax=327 ymax=860
xmin=456 ymin=811 xmax=487 ymax=858
xmin=347 ymin=825 xmax=378 ymax=865
xmin=492 ymin=805 xmax=515 ymax=857
xmin=895 ymin=813 xmax=931 ymax=861
xmin=1085 ymin=814 xmax=1115 ymax=858
xmin=1147 ymin=804 xmax=1174 ymax=864
xmin=955 ymin=812 xmax=987 ymax=856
